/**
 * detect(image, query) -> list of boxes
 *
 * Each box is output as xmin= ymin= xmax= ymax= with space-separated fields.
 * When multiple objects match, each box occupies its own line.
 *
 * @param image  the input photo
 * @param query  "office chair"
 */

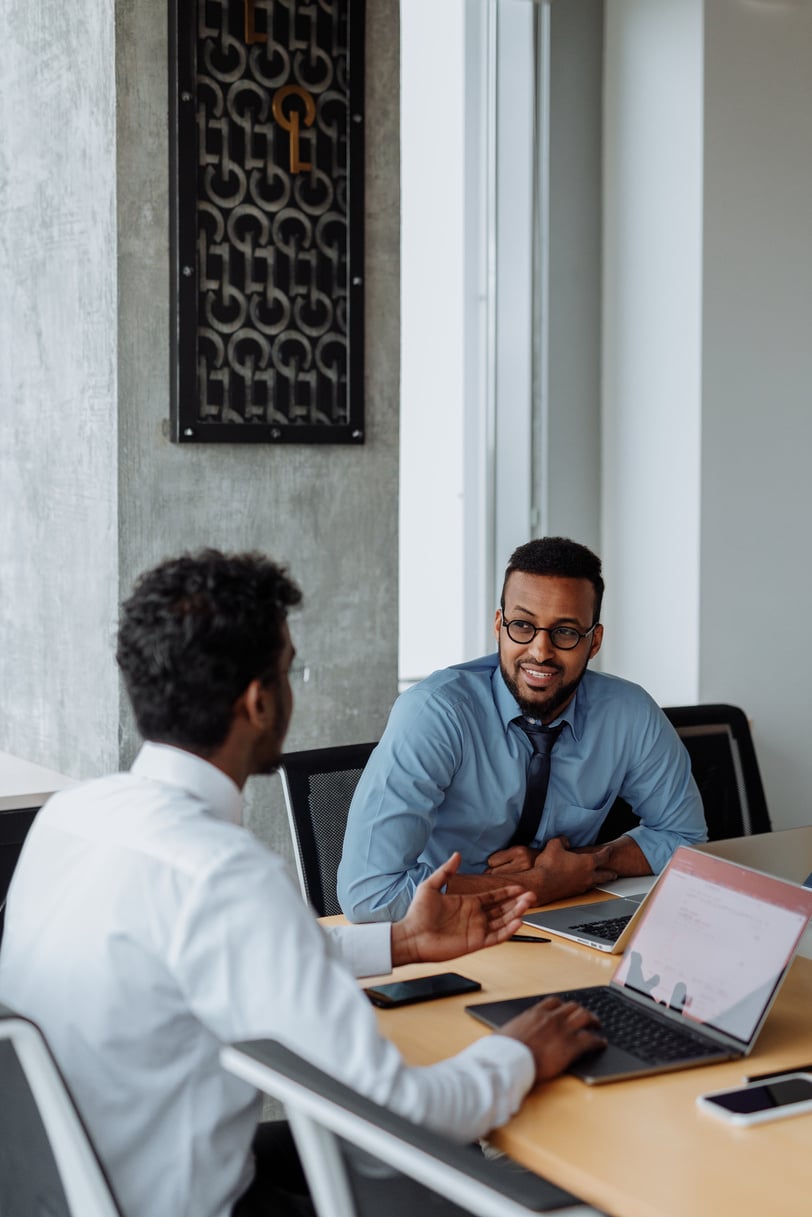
xmin=662 ymin=704 xmax=771 ymax=838
xmin=596 ymin=703 xmax=771 ymax=843
xmin=221 ymin=1039 xmax=603 ymax=1217
xmin=0 ymin=805 xmax=40 ymax=943
xmin=279 ymin=743 xmax=377 ymax=916
xmin=0 ymin=1004 xmax=122 ymax=1217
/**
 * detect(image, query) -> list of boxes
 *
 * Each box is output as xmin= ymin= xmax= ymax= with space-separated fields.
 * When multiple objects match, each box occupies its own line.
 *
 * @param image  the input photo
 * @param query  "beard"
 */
xmin=500 ymin=655 xmax=588 ymax=722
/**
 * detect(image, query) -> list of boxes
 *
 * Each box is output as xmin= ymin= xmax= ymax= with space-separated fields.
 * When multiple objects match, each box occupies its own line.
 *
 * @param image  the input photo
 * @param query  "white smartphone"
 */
xmin=697 ymin=1073 xmax=812 ymax=1126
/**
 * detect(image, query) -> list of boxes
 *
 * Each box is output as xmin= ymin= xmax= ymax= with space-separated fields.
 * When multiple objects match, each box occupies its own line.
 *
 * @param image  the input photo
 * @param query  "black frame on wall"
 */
xmin=169 ymin=0 xmax=365 ymax=444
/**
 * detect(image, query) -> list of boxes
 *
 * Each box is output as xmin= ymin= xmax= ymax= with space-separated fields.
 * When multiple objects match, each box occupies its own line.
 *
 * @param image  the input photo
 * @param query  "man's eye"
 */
xmin=552 ymin=627 xmax=578 ymax=641
xmin=511 ymin=620 xmax=535 ymax=634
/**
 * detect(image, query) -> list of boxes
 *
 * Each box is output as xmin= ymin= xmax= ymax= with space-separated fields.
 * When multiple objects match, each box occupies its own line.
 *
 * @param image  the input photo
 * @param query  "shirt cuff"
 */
xmin=326 ymin=921 xmax=393 ymax=978
xmin=483 ymin=1034 xmax=537 ymax=1094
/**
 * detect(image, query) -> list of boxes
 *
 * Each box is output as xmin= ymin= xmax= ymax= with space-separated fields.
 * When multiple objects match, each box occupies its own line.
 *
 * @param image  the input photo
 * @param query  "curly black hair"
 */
xmin=116 ymin=549 xmax=302 ymax=752
xmin=501 ymin=537 xmax=604 ymax=623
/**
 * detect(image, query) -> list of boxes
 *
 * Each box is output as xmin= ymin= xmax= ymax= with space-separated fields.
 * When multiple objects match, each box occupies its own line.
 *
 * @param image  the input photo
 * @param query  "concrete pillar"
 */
xmin=2 ymin=0 xmax=400 ymax=857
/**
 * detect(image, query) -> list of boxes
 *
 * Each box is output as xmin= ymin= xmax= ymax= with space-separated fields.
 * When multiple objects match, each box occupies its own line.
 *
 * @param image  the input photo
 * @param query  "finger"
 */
xmin=562 ymin=1003 xmax=602 ymax=1031
xmin=423 ymin=851 xmax=462 ymax=890
xmin=593 ymin=868 xmax=618 ymax=884
xmin=483 ymin=914 xmax=527 ymax=945
xmin=535 ymin=996 xmax=563 ymax=1012
xmin=487 ymin=849 xmax=518 ymax=869
xmin=590 ymin=846 xmax=613 ymax=865
xmin=482 ymin=894 xmax=535 ymax=932
xmin=574 ymin=1029 xmax=607 ymax=1053
xmin=479 ymin=884 xmax=533 ymax=910
xmin=540 ymin=837 xmax=567 ymax=856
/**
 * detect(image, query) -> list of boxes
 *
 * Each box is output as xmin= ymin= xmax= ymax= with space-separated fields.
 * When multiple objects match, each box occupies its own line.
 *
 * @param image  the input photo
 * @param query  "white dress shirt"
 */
xmin=0 ymin=743 xmax=534 ymax=1217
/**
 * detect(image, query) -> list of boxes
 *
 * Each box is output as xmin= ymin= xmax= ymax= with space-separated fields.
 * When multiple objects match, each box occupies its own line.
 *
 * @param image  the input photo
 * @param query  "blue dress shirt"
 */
xmin=337 ymin=654 xmax=706 ymax=921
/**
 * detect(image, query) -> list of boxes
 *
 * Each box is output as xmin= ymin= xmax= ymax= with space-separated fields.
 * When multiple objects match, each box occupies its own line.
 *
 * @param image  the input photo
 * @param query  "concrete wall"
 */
xmin=3 ymin=0 xmax=400 ymax=859
xmin=1 ymin=2 xmax=120 ymax=776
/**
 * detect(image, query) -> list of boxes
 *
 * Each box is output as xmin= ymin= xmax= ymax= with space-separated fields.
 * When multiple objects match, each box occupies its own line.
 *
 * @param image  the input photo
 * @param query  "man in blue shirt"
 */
xmin=338 ymin=537 xmax=707 ymax=922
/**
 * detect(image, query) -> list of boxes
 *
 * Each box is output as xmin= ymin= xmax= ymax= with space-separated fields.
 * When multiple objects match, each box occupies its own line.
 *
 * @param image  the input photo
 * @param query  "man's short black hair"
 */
xmin=116 ymin=549 xmax=302 ymax=753
xmin=501 ymin=536 xmax=604 ymax=623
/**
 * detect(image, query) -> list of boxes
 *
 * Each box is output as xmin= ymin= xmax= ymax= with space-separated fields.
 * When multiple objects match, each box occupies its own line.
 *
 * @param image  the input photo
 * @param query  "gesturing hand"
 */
xmin=390 ymin=852 xmax=535 ymax=967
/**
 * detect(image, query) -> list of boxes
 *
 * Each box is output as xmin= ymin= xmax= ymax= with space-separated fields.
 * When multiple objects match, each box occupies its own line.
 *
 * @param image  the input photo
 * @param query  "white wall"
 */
xmin=700 ymin=0 xmax=812 ymax=828
xmin=399 ymin=0 xmax=466 ymax=683
xmin=603 ymin=0 xmax=812 ymax=829
xmin=602 ymin=0 xmax=704 ymax=704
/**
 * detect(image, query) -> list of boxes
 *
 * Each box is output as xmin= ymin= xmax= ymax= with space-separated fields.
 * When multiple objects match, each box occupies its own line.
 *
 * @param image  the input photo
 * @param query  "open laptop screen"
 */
xmin=612 ymin=847 xmax=812 ymax=1048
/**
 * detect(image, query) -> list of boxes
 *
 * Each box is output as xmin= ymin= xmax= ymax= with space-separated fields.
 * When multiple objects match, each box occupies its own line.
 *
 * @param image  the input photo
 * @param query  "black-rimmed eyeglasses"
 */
xmin=501 ymin=618 xmax=598 ymax=650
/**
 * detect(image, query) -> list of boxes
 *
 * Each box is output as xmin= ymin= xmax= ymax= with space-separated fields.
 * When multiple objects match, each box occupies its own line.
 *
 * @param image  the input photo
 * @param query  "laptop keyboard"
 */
xmin=553 ymin=986 xmax=719 ymax=1065
xmin=569 ymin=914 xmax=633 ymax=941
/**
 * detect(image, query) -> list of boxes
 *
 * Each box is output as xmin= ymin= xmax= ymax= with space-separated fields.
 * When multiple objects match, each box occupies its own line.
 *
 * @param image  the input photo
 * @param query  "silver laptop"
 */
xmin=521 ymin=827 xmax=812 ymax=952
xmin=520 ymin=882 xmax=656 ymax=953
xmin=467 ymin=847 xmax=812 ymax=1084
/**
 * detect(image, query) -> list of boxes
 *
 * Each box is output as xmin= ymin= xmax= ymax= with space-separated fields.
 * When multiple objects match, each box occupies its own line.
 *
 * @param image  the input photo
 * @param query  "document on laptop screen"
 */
xmin=613 ymin=849 xmax=812 ymax=1046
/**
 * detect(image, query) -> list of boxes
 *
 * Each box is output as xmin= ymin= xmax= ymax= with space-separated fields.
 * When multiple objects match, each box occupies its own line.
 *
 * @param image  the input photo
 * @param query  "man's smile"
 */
xmin=518 ymin=663 xmax=562 ymax=688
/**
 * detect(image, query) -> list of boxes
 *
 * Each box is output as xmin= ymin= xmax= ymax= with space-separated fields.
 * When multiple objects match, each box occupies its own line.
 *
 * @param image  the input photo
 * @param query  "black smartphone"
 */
xmin=364 ymin=972 xmax=482 ymax=1008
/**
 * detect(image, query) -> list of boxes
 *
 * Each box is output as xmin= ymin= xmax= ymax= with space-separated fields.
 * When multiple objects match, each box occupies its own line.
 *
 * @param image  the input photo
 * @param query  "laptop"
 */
xmin=467 ymin=846 xmax=812 ymax=1084
xmin=522 ymin=827 xmax=812 ymax=952
xmin=520 ymin=887 xmax=653 ymax=953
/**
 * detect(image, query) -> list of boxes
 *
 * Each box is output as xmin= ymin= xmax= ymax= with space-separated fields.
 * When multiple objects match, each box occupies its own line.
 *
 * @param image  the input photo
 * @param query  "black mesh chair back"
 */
xmin=221 ymin=1038 xmax=604 ymax=1217
xmin=597 ymin=703 xmax=771 ymax=844
xmin=662 ymin=704 xmax=771 ymax=838
xmin=280 ymin=743 xmax=377 ymax=916
xmin=0 ymin=1004 xmax=122 ymax=1216
xmin=0 ymin=805 xmax=39 ymax=944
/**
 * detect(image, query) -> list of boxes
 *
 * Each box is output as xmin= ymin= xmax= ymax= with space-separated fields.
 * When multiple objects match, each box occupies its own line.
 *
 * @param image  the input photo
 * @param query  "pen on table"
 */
xmin=509 ymin=934 xmax=551 ymax=943
xmin=744 ymin=1064 xmax=812 ymax=1083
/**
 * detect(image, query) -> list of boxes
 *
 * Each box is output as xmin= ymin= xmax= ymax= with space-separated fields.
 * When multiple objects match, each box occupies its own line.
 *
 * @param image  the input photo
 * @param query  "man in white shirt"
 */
xmin=0 ymin=549 xmax=604 ymax=1217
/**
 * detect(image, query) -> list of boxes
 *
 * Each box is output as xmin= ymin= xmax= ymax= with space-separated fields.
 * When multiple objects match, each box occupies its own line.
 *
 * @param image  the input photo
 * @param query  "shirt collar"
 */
xmin=130 ymin=742 xmax=244 ymax=824
xmin=491 ymin=655 xmax=588 ymax=741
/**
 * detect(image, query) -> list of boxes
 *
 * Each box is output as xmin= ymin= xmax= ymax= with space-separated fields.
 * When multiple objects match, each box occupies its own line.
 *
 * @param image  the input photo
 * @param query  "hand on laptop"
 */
xmin=500 ymin=996 xmax=606 ymax=1082
xmin=390 ymin=852 xmax=536 ymax=967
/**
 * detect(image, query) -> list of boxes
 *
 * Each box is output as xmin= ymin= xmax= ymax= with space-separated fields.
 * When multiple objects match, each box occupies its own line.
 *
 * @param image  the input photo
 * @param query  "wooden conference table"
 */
xmin=339 ymin=836 xmax=812 ymax=1217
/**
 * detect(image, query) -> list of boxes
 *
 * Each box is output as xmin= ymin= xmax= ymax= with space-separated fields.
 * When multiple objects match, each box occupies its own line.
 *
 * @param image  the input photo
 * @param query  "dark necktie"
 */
xmin=509 ymin=719 xmax=564 ymax=847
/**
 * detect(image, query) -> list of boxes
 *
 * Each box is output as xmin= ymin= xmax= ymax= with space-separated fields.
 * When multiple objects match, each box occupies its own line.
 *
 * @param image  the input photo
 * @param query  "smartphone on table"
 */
xmin=364 ymin=972 xmax=482 ymax=1008
xmin=696 ymin=1073 xmax=812 ymax=1126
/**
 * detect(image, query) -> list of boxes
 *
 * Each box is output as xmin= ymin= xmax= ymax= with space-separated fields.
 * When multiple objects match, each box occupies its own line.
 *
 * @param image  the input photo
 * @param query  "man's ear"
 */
xmin=493 ymin=608 xmax=503 ymax=643
xmin=589 ymin=623 xmax=604 ymax=661
xmin=241 ymin=678 xmax=275 ymax=729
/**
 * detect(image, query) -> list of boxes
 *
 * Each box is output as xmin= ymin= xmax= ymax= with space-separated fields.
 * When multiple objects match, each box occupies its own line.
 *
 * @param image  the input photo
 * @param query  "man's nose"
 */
xmin=527 ymin=628 xmax=557 ymax=661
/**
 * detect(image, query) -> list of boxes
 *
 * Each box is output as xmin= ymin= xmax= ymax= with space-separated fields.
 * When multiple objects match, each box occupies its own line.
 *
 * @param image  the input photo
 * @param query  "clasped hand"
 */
xmin=485 ymin=835 xmax=617 ymax=905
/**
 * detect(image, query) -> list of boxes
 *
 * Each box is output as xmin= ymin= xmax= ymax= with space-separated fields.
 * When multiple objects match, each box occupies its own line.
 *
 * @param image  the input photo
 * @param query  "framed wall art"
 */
xmin=169 ymin=0 xmax=365 ymax=443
